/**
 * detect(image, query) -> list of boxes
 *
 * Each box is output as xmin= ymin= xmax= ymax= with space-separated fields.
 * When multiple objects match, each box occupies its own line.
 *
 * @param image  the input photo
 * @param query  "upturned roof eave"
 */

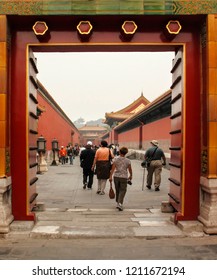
xmin=114 ymin=89 xmax=172 ymax=131
xmin=105 ymin=94 xmax=150 ymax=116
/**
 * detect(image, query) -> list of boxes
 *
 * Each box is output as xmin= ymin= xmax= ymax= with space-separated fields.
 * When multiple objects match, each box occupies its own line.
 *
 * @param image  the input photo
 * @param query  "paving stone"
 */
xmin=6 ymin=158 xmax=206 ymax=241
xmin=133 ymin=225 xmax=185 ymax=238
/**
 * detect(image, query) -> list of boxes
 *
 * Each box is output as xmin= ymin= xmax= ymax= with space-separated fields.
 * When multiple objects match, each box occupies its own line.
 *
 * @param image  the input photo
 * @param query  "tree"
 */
xmin=74 ymin=117 xmax=85 ymax=128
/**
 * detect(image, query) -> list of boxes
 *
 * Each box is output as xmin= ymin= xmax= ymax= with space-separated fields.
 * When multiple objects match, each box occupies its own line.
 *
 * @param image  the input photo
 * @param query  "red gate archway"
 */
xmin=10 ymin=15 xmax=201 ymax=222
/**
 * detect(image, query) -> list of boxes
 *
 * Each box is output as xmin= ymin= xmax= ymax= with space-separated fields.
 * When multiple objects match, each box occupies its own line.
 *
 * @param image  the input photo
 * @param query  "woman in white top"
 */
xmin=109 ymin=146 xmax=132 ymax=211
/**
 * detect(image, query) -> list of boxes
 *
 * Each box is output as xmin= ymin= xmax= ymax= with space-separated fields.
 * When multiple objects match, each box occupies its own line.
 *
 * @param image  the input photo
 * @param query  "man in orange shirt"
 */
xmin=59 ymin=146 xmax=67 ymax=164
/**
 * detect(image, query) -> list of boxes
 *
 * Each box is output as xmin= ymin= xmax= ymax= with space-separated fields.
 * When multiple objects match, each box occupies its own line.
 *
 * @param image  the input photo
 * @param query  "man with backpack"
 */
xmin=144 ymin=140 xmax=166 ymax=191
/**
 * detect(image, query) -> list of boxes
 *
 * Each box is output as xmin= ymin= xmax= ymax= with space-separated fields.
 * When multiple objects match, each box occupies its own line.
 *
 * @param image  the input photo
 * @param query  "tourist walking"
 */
xmin=80 ymin=141 xmax=96 ymax=189
xmin=59 ymin=146 xmax=67 ymax=164
xmin=92 ymin=140 xmax=114 ymax=195
xmin=144 ymin=140 xmax=166 ymax=191
xmin=67 ymin=145 xmax=74 ymax=165
xmin=109 ymin=146 xmax=132 ymax=211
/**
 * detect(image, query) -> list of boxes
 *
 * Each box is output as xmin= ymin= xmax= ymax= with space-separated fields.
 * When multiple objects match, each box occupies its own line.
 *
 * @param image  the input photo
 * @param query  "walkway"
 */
xmin=9 ymin=157 xmax=203 ymax=239
xmin=2 ymin=157 xmax=217 ymax=260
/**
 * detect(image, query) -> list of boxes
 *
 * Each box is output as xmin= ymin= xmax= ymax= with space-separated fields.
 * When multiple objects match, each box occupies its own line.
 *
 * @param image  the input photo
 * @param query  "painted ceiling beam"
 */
xmin=0 ymin=1 xmax=217 ymax=15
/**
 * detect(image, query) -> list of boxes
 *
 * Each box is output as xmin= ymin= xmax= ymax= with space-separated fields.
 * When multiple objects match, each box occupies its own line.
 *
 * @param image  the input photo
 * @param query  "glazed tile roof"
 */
xmin=104 ymin=93 xmax=150 ymax=125
xmin=114 ymin=89 xmax=172 ymax=130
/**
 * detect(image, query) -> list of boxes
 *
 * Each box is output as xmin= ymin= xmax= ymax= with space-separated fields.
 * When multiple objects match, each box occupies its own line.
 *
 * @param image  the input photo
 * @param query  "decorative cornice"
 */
xmin=0 ymin=1 xmax=217 ymax=15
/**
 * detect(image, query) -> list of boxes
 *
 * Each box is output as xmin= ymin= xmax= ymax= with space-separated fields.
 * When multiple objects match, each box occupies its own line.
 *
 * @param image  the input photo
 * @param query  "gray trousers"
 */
xmin=146 ymin=160 xmax=162 ymax=188
xmin=97 ymin=179 xmax=107 ymax=192
xmin=114 ymin=177 xmax=127 ymax=205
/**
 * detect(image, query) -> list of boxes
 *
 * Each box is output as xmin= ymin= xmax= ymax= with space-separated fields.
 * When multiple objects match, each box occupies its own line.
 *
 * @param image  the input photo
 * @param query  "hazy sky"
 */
xmin=35 ymin=52 xmax=174 ymax=122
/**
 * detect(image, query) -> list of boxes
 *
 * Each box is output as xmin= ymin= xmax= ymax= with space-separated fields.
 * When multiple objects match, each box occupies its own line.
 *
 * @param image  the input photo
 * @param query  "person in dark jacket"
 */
xmin=144 ymin=140 xmax=166 ymax=191
xmin=80 ymin=141 xmax=96 ymax=189
xmin=67 ymin=145 xmax=74 ymax=165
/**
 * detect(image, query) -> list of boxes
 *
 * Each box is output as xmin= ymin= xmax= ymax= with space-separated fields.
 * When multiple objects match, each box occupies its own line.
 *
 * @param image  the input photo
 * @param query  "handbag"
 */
xmin=109 ymin=182 xmax=115 ymax=199
xmin=141 ymin=147 xmax=158 ymax=168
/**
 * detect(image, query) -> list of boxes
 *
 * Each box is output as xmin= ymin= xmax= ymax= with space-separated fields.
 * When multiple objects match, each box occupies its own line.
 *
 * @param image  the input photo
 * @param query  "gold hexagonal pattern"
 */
xmin=166 ymin=20 xmax=182 ymax=35
xmin=77 ymin=21 xmax=93 ymax=35
xmin=122 ymin=21 xmax=137 ymax=35
xmin=32 ymin=21 xmax=48 ymax=36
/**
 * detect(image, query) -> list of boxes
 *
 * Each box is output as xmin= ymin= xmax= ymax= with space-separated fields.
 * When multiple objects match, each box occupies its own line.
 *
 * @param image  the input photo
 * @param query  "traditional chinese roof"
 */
xmin=104 ymin=93 xmax=150 ymax=127
xmin=114 ymin=89 xmax=172 ymax=132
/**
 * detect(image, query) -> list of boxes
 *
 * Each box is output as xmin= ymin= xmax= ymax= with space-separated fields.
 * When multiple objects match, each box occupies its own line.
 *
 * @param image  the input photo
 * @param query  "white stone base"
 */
xmin=39 ymin=163 xmax=48 ymax=172
xmin=0 ymin=177 xmax=14 ymax=234
xmin=39 ymin=155 xmax=48 ymax=172
xmin=199 ymin=176 xmax=217 ymax=234
xmin=177 ymin=220 xmax=204 ymax=233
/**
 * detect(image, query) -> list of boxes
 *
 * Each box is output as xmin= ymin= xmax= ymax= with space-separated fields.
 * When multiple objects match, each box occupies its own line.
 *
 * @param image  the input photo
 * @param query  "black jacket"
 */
xmin=80 ymin=148 xmax=95 ymax=169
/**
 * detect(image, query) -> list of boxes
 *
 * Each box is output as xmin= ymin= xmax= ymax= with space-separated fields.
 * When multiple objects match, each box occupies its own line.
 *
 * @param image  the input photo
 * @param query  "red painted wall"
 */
xmin=142 ymin=117 xmax=171 ymax=152
xmin=37 ymin=94 xmax=80 ymax=150
xmin=112 ymin=117 xmax=171 ymax=151
xmin=118 ymin=127 xmax=140 ymax=149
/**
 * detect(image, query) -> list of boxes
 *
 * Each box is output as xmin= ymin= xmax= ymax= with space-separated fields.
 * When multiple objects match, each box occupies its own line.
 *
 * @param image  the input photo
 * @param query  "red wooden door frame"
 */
xmin=10 ymin=15 xmax=201 ymax=221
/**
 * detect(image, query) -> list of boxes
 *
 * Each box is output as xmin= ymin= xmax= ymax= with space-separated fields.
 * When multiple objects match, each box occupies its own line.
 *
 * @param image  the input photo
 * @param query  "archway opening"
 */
xmin=33 ymin=49 xmax=175 ymax=212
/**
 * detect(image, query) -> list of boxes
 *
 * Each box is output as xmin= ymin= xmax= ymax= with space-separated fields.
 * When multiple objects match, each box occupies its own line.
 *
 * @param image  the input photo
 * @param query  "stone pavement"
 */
xmin=1 ymin=156 xmax=217 ymax=260
xmin=10 ymin=156 xmax=195 ymax=239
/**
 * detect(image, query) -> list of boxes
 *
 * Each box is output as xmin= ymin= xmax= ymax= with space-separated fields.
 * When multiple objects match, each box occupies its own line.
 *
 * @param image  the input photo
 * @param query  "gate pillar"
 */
xmin=0 ymin=15 xmax=14 ymax=233
xmin=199 ymin=14 xmax=217 ymax=234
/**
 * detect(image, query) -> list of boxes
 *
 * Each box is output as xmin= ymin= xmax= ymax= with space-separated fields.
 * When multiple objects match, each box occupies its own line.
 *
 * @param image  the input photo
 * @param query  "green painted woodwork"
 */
xmin=0 ymin=0 xmax=216 ymax=15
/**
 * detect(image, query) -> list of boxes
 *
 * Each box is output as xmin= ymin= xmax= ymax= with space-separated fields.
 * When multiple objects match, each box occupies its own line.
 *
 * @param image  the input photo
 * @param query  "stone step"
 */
xmin=30 ymin=225 xmax=135 ymax=239
xmin=10 ymin=221 xmax=35 ymax=231
xmin=7 ymin=208 xmax=188 ymax=239
xmin=29 ymin=222 xmax=185 ymax=239
xmin=35 ymin=220 xmax=139 ymax=227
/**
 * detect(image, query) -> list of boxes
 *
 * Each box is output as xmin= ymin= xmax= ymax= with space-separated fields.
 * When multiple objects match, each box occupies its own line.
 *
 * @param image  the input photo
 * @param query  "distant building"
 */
xmin=78 ymin=125 xmax=108 ymax=146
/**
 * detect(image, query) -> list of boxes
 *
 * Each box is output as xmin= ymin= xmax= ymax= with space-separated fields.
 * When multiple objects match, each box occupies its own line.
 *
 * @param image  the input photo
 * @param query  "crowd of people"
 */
xmin=57 ymin=140 xmax=166 ymax=211
xmin=58 ymin=144 xmax=81 ymax=165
